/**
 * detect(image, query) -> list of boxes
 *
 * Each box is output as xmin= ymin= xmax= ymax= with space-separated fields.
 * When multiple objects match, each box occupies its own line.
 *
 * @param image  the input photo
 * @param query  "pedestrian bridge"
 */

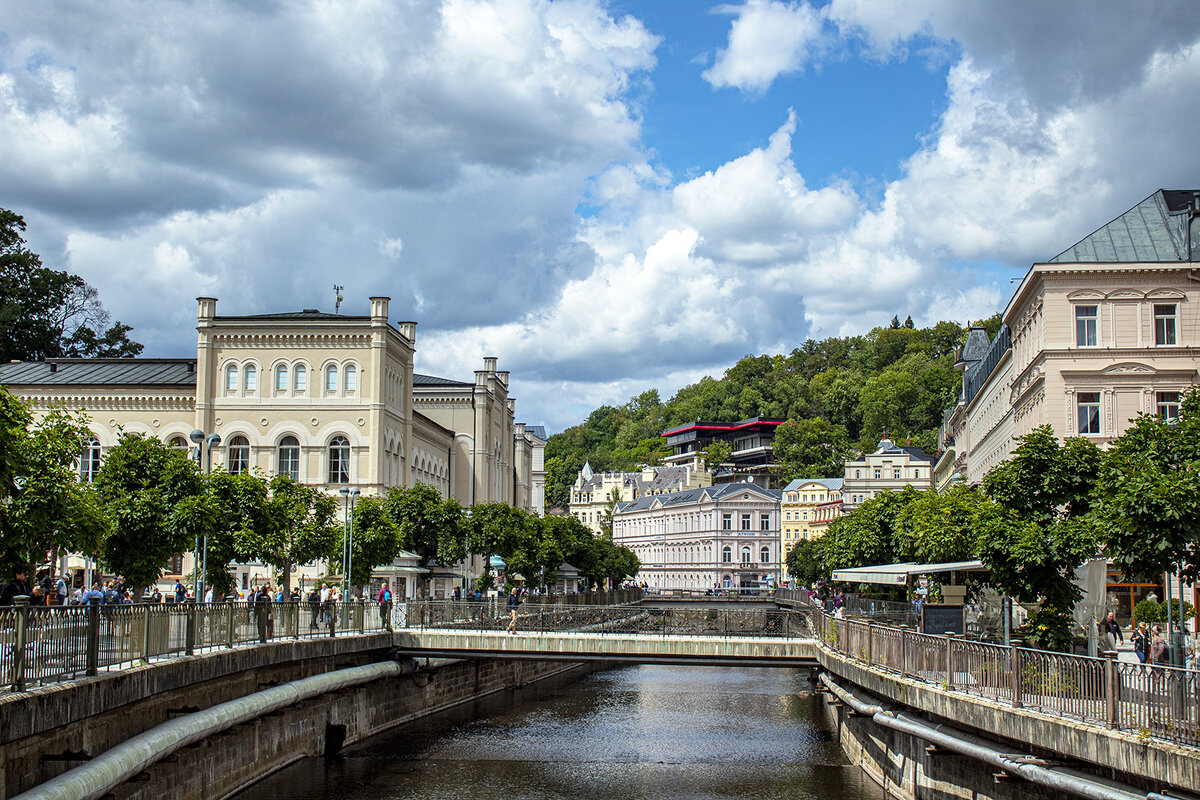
xmin=393 ymin=604 xmax=820 ymax=667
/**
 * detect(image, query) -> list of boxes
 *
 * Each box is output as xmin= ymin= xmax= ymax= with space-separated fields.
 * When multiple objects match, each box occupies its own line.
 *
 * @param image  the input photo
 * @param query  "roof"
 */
xmin=217 ymin=309 xmax=369 ymax=321
xmin=870 ymin=438 xmax=933 ymax=462
xmin=831 ymin=560 xmax=985 ymax=586
xmin=615 ymin=481 xmax=779 ymax=513
xmin=661 ymin=417 xmax=786 ymax=438
xmin=0 ymin=359 xmax=198 ymax=387
xmin=412 ymin=373 xmax=473 ymax=388
xmin=524 ymin=425 xmax=547 ymax=440
xmin=783 ymin=477 xmax=844 ymax=492
xmin=1049 ymin=189 xmax=1200 ymax=263
xmin=576 ymin=464 xmax=696 ymax=494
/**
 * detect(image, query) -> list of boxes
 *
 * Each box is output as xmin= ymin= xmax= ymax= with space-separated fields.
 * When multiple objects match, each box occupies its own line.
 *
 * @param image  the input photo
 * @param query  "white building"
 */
xmin=612 ymin=482 xmax=781 ymax=590
xmin=842 ymin=439 xmax=934 ymax=511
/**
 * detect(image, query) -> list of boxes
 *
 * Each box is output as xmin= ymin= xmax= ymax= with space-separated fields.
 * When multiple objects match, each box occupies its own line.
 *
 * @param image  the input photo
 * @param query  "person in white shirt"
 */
xmin=204 ymin=587 xmax=214 ymax=603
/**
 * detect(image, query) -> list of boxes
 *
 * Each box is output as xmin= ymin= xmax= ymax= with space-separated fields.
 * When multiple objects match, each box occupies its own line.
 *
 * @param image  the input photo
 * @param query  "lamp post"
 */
xmin=189 ymin=429 xmax=222 ymax=601
xmin=339 ymin=487 xmax=360 ymax=596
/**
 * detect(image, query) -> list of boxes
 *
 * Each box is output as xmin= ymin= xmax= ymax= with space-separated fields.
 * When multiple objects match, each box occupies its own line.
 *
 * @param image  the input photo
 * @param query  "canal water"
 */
xmin=238 ymin=665 xmax=883 ymax=800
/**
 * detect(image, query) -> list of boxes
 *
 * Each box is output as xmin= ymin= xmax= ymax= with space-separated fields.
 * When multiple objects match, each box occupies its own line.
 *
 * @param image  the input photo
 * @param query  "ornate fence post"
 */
xmin=185 ymin=599 xmax=196 ymax=656
xmin=86 ymin=597 xmax=101 ymax=676
xmin=10 ymin=596 xmax=29 ymax=692
xmin=328 ymin=602 xmax=337 ymax=638
xmin=900 ymin=629 xmax=908 ymax=679
xmin=945 ymin=635 xmax=954 ymax=689
xmin=1009 ymin=644 xmax=1022 ymax=708
xmin=866 ymin=621 xmax=874 ymax=665
xmin=293 ymin=601 xmax=301 ymax=640
xmin=141 ymin=605 xmax=152 ymax=664
xmin=227 ymin=602 xmax=236 ymax=649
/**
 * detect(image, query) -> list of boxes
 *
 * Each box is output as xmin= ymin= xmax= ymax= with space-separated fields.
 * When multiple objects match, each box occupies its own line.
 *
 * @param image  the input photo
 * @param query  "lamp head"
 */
xmin=206 ymin=433 xmax=222 ymax=446
xmin=350 ymin=488 xmax=361 ymax=497
xmin=339 ymin=487 xmax=350 ymax=497
xmin=189 ymin=429 xmax=205 ymax=444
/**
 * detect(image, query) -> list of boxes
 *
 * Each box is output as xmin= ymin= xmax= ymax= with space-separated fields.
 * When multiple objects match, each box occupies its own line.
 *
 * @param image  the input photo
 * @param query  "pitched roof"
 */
xmin=524 ymin=425 xmax=548 ymax=440
xmin=615 ymin=481 xmax=779 ymax=513
xmin=413 ymin=373 xmax=473 ymax=388
xmin=218 ymin=309 xmax=368 ymax=321
xmin=783 ymin=477 xmax=844 ymax=492
xmin=0 ymin=359 xmax=198 ymax=387
xmin=1049 ymin=189 xmax=1200 ymax=263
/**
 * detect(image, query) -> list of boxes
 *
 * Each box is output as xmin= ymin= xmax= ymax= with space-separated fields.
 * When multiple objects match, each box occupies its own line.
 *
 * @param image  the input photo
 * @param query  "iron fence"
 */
xmin=817 ymin=612 xmax=1200 ymax=748
xmin=1 ymin=598 xmax=389 ymax=693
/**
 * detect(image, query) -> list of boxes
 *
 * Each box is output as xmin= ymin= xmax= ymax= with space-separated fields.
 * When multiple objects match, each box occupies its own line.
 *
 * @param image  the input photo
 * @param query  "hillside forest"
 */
xmin=544 ymin=314 xmax=1002 ymax=509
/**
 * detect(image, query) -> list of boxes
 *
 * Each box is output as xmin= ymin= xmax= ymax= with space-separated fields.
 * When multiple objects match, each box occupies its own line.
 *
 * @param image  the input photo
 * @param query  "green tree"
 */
xmin=822 ymin=489 xmax=917 ymax=574
xmin=893 ymin=483 xmax=985 ymax=564
xmin=1092 ymin=389 xmax=1200 ymax=582
xmin=384 ymin=483 xmax=466 ymax=567
xmin=701 ymin=439 xmax=733 ymax=471
xmin=245 ymin=474 xmax=340 ymax=591
xmin=346 ymin=496 xmax=403 ymax=589
xmin=467 ymin=503 xmax=533 ymax=583
xmin=94 ymin=433 xmax=205 ymax=590
xmin=178 ymin=470 xmax=274 ymax=595
xmin=0 ymin=208 xmax=142 ymax=362
xmin=505 ymin=515 xmax=565 ymax=590
xmin=773 ymin=417 xmax=851 ymax=482
xmin=785 ymin=537 xmax=827 ymax=587
xmin=979 ymin=427 xmax=1103 ymax=650
xmin=0 ymin=391 xmax=109 ymax=576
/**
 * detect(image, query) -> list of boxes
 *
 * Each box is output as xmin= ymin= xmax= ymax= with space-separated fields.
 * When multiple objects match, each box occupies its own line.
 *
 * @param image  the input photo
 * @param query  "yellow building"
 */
xmin=780 ymin=477 xmax=844 ymax=558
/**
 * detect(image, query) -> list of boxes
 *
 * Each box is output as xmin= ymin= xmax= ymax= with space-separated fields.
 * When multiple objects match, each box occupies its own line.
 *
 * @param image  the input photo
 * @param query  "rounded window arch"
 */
xmin=224 ymin=364 xmax=238 ymax=394
xmin=80 ymin=436 xmax=102 ymax=482
xmin=227 ymin=435 xmax=251 ymax=475
xmin=277 ymin=435 xmax=300 ymax=480
xmin=759 ymin=546 xmax=770 ymax=564
xmin=166 ymin=434 xmax=189 ymax=451
xmin=740 ymin=546 xmax=751 ymax=565
xmin=721 ymin=546 xmax=732 ymax=564
xmin=275 ymin=364 xmax=289 ymax=394
xmin=344 ymin=364 xmax=357 ymax=393
xmin=325 ymin=365 xmax=339 ymax=395
xmin=243 ymin=364 xmax=257 ymax=394
xmin=294 ymin=363 xmax=308 ymax=393
xmin=328 ymin=435 xmax=350 ymax=484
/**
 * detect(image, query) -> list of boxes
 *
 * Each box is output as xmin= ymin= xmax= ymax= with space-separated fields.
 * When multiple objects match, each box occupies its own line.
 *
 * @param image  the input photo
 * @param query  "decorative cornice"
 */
xmin=211 ymin=332 xmax=373 ymax=348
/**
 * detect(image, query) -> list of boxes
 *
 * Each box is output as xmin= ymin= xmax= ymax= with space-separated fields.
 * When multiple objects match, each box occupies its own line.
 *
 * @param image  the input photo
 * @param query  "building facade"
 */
xmin=0 ymin=296 xmax=545 ymax=591
xmin=780 ymin=478 xmax=844 ymax=559
xmin=842 ymin=439 xmax=934 ymax=511
xmin=568 ymin=461 xmax=711 ymax=535
xmin=938 ymin=189 xmax=1200 ymax=484
xmin=612 ymin=482 xmax=781 ymax=590
xmin=659 ymin=417 xmax=784 ymax=487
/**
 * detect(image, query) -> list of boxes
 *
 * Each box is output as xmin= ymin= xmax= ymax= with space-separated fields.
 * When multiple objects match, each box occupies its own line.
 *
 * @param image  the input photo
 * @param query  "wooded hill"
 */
xmin=544 ymin=314 xmax=1002 ymax=509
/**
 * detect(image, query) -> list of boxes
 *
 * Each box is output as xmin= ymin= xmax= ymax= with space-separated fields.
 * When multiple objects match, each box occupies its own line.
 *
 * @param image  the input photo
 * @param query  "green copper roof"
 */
xmin=1049 ymin=189 xmax=1200 ymax=263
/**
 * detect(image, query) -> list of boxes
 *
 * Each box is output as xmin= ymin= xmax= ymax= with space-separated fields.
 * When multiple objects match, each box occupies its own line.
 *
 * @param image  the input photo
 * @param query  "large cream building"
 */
xmin=780 ymin=477 xmax=843 ymax=559
xmin=568 ymin=461 xmax=710 ymax=534
xmin=842 ymin=439 xmax=934 ymax=511
xmin=0 ymin=296 xmax=545 ymax=592
xmin=938 ymin=189 xmax=1200 ymax=484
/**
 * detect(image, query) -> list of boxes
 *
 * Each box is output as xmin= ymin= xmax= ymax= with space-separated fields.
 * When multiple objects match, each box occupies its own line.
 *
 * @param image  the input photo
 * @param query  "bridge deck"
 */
xmin=394 ymin=628 xmax=819 ymax=667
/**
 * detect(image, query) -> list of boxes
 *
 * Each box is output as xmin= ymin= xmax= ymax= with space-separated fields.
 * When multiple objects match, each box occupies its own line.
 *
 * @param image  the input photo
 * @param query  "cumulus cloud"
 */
xmin=703 ymin=0 xmax=827 ymax=92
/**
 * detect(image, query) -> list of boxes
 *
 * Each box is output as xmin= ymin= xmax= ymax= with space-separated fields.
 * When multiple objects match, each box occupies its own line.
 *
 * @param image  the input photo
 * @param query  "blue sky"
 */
xmin=2 ymin=1 xmax=1199 ymax=433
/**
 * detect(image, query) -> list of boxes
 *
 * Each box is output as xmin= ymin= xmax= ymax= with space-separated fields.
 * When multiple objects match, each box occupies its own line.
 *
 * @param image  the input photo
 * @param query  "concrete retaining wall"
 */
xmin=0 ymin=635 xmax=607 ymax=800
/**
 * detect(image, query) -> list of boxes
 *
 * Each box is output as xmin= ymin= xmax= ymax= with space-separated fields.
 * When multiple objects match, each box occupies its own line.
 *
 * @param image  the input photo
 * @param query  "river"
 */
xmin=237 ymin=665 xmax=883 ymax=800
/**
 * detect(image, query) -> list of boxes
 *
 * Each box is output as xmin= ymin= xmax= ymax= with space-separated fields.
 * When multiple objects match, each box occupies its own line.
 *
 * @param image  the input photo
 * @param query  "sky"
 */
xmin=3 ymin=0 xmax=1200 ymax=434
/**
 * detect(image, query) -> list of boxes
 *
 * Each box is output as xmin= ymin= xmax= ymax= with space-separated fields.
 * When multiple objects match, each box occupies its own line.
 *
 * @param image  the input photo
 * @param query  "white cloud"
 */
xmin=703 ymin=0 xmax=826 ymax=92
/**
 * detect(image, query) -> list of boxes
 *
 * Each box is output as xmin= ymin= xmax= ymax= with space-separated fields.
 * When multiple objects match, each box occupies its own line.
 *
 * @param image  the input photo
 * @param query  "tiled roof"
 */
xmin=615 ymin=481 xmax=779 ymax=513
xmin=1049 ymin=189 xmax=1200 ymax=263
xmin=524 ymin=425 xmax=548 ymax=440
xmin=0 ymin=359 xmax=198 ymax=387
xmin=413 ymin=373 xmax=473 ymax=387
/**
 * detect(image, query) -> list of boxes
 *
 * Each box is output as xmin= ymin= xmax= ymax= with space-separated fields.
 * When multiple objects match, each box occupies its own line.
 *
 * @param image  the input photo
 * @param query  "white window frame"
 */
xmin=1154 ymin=304 xmax=1178 ymax=346
xmin=1077 ymin=392 xmax=1101 ymax=435
xmin=1075 ymin=305 xmax=1098 ymax=347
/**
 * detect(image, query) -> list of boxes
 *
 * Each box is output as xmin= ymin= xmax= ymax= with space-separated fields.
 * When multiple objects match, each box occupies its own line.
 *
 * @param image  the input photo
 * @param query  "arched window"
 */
xmin=325 ymin=365 xmax=338 ymax=394
xmin=277 ymin=436 xmax=300 ymax=480
xmin=760 ymin=546 xmax=770 ymax=564
xmin=294 ymin=364 xmax=307 ymax=392
xmin=721 ymin=546 xmax=732 ymax=563
xmin=80 ymin=436 xmax=102 ymax=482
xmin=328 ymin=435 xmax=350 ymax=484
xmin=227 ymin=435 xmax=250 ymax=474
xmin=225 ymin=364 xmax=238 ymax=393
xmin=741 ymin=546 xmax=751 ymax=565
xmin=166 ymin=435 xmax=189 ymax=451
xmin=275 ymin=365 xmax=288 ymax=394
xmin=244 ymin=364 xmax=257 ymax=393
xmin=344 ymin=364 xmax=357 ymax=392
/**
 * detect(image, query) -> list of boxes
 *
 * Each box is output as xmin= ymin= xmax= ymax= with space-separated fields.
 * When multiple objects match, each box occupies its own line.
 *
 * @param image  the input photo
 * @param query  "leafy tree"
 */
xmin=505 ymin=515 xmax=565 ymax=590
xmin=822 ymin=489 xmax=917 ymax=574
xmin=1091 ymin=389 xmax=1200 ymax=583
xmin=0 ymin=208 xmax=142 ymax=362
xmin=244 ymin=474 xmax=340 ymax=591
xmin=701 ymin=439 xmax=733 ymax=470
xmin=467 ymin=502 xmax=533 ymax=583
xmin=978 ymin=427 xmax=1103 ymax=650
xmin=171 ymin=470 xmax=274 ymax=595
xmin=94 ymin=433 xmax=205 ymax=590
xmin=893 ymin=483 xmax=985 ymax=564
xmin=346 ymin=496 xmax=403 ymax=589
xmin=384 ymin=483 xmax=466 ymax=567
xmin=773 ymin=417 xmax=851 ymax=482
xmin=785 ymin=537 xmax=826 ymax=587
xmin=0 ymin=390 xmax=109 ymax=576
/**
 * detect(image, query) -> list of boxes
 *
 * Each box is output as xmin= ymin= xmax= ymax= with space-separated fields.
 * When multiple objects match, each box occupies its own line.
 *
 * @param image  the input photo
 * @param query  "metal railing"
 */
xmin=401 ymin=600 xmax=818 ymax=638
xmin=1 ymin=597 xmax=389 ymax=694
xmin=524 ymin=589 xmax=643 ymax=605
xmin=817 ymin=613 xmax=1200 ymax=748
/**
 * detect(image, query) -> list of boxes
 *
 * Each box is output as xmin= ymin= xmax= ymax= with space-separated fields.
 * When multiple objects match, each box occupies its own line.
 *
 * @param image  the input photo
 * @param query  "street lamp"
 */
xmin=189 ymin=429 xmax=222 ymax=600
xmin=339 ymin=487 xmax=360 ymax=595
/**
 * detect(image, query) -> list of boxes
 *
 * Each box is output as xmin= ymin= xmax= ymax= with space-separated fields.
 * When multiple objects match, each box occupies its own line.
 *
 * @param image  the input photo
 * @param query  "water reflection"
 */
xmin=240 ymin=665 xmax=882 ymax=800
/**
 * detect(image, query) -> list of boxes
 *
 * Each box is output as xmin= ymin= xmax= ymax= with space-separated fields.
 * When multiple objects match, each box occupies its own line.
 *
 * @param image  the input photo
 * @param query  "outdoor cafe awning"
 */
xmin=831 ymin=560 xmax=985 ymax=586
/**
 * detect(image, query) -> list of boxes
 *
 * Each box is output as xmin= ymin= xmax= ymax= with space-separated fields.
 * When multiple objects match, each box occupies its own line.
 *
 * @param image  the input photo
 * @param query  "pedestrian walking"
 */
xmin=1 ymin=565 xmax=32 ymax=605
xmin=307 ymin=585 xmax=321 ymax=629
xmin=1150 ymin=625 xmax=1168 ymax=665
xmin=506 ymin=586 xmax=521 ymax=634
xmin=377 ymin=581 xmax=393 ymax=629
xmin=1101 ymin=611 xmax=1123 ymax=653
xmin=1132 ymin=622 xmax=1150 ymax=663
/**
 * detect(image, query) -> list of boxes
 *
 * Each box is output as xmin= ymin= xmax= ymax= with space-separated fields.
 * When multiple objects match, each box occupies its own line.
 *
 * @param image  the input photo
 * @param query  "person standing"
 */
xmin=1150 ymin=625 xmax=1168 ymax=665
xmin=1132 ymin=622 xmax=1150 ymax=663
xmin=505 ymin=586 xmax=521 ymax=634
xmin=173 ymin=580 xmax=186 ymax=604
xmin=1101 ymin=611 xmax=1123 ymax=652
xmin=1 ymin=566 xmax=32 ymax=605
xmin=377 ymin=581 xmax=393 ymax=629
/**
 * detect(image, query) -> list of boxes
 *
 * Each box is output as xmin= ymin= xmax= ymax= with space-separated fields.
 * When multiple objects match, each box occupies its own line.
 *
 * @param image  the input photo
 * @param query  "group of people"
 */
xmin=1101 ymin=611 xmax=1198 ymax=670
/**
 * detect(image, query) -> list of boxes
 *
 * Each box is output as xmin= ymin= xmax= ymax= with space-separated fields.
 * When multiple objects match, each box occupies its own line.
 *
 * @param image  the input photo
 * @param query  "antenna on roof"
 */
xmin=333 ymin=285 xmax=344 ymax=315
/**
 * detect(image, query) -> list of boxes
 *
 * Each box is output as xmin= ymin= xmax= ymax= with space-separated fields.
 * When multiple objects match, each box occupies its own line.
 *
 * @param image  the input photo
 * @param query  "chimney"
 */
xmin=197 ymin=297 xmax=217 ymax=325
xmin=483 ymin=356 xmax=498 ymax=375
xmin=369 ymin=296 xmax=390 ymax=325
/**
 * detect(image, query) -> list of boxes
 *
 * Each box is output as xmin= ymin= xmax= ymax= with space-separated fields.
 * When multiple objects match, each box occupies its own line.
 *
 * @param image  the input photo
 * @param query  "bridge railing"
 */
xmin=523 ymin=589 xmax=643 ymax=606
xmin=0 ymin=598 xmax=389 ymax=694
xmin=402 ymin=601 xmax=820 ymax=638
xmin=818 ymin=613 xmax=1200 ymax=748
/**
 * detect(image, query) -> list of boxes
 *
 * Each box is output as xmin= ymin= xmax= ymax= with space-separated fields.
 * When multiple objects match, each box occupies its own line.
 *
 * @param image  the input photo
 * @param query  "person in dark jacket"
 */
xmin=505 ymin=586 xmax=521 ymax=634
xmin=0 ymin=566 xmax=32 ymax=605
